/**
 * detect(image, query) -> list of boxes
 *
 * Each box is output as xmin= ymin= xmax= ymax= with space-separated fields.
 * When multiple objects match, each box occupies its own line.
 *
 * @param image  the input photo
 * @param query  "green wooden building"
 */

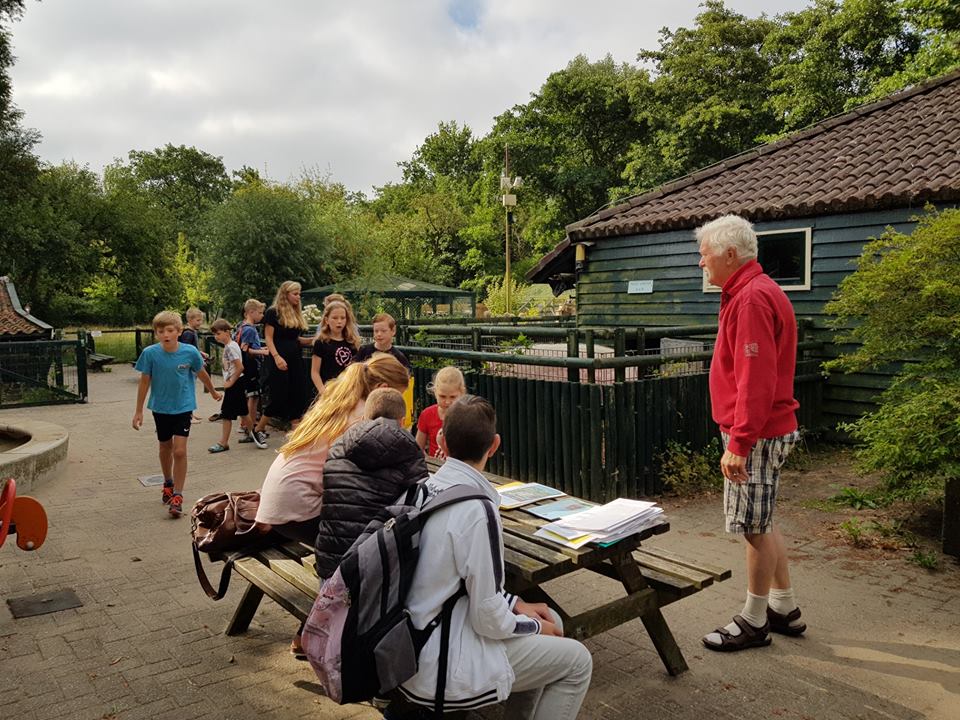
xmin=528 ymin=69 xmax=960 ymax=428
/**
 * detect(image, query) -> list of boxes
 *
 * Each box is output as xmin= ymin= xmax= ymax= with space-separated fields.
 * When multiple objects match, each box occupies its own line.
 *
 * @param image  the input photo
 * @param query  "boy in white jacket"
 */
xmin=397 ymin=395 xmax=592 ymax=719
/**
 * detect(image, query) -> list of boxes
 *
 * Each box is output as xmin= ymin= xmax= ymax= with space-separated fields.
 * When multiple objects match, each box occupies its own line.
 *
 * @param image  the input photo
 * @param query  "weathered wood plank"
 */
xmin=260 ymin=548 xmax=321 ymax=596
xmin=232 ymin=557 xmax=314 ymax=621
xmin=563 ymin=588 xmax=659 ymax=641
xmin=637 ymin=546 xmax=733 ymax=581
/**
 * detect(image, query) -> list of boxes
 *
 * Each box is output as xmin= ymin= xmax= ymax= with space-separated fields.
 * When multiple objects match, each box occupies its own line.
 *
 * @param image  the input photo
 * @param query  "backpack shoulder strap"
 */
xmin=418 ymin=485 xmax=493 ymax=518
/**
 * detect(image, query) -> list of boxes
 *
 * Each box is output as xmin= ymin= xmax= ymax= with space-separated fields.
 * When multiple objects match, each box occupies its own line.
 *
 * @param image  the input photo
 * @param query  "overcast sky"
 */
xmin=9 ymin=0 xmax=804 ymax=194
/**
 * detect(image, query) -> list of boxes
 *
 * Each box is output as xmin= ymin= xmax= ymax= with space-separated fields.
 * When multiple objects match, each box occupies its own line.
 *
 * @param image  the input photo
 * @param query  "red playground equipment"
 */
xmin=0 ymin=477 xmax=47 ymax=551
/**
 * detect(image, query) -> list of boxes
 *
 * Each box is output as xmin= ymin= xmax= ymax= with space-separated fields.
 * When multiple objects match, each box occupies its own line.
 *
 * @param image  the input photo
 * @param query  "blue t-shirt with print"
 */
xmin=134 ymin=342 xmax=204 ymax=415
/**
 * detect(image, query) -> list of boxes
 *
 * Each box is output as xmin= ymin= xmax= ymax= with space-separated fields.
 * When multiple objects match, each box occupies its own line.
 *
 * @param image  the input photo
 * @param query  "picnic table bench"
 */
xmin=81 ymin=333 xmax=114 ymax=371
xmin=207 ymin=459 xmax=729 ymax=677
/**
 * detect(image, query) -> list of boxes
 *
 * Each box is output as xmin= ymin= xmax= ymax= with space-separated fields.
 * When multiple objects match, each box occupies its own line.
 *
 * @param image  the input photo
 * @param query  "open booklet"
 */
xmin=496 ymin=481 xmax=566 ymax=509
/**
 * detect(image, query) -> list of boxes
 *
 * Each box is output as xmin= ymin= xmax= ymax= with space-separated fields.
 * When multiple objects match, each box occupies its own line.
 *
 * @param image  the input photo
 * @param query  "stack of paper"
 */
xmin=497 ymin=482 xmax=566 ymax=509
xmin=533 ymin=498 xmax=664 ymax=549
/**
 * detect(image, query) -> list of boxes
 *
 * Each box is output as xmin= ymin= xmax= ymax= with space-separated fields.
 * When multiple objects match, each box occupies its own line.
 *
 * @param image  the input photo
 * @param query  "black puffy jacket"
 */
xmin=314 ymin=417 xmax=428 ymax=579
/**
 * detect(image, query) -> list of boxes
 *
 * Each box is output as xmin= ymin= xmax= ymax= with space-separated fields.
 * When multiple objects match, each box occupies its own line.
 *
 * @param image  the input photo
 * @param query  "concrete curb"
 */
xmin=0 ymin=418 xmax=69 ymax=494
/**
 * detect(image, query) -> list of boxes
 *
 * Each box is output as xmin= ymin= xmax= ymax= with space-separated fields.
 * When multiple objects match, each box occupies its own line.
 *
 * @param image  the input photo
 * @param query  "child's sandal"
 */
xmin=207 ymin=443 xmax=229 ymax=453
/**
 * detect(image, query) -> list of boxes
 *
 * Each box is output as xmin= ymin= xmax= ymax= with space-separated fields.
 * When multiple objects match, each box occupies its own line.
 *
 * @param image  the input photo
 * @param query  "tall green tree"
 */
xmin=621 ymin=1 xmax=778 ymax=193
xmin=116 ymin=143 xmax=231 ymax=238
xmin=763 ymin=0 xmax=922 ymax=133
xmin=490 ymin=55 xmax=646 ymax=231
xmin=0 ymin=0 xmax=41 ymax=299
xmin=201 ymin=183 xmax=331 ymax=315
xmin=98 ymin=163 xmax=182 ymax=324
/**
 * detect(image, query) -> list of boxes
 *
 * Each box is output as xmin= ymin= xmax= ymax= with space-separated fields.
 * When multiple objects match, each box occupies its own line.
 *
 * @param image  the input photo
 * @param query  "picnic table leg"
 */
xmin=225 ymin=583 xmax=265 ymax=636
xmin=612 ymin=553 xmax=689 ymax=676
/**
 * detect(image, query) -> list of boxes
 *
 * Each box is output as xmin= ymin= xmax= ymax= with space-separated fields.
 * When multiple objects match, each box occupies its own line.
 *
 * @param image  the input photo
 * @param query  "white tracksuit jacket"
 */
xmin=398 ymin=458 xmax=541 ymax=712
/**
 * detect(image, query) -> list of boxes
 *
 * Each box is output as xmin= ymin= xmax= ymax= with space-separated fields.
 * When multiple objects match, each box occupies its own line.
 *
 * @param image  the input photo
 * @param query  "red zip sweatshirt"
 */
xmin=709 ymin=260 xmax=799 ymax=457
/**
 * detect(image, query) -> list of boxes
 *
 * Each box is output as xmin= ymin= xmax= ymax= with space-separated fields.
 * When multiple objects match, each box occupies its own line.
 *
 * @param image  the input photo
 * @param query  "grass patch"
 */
xmin=907 ymin=550 xmax=941 ymax=570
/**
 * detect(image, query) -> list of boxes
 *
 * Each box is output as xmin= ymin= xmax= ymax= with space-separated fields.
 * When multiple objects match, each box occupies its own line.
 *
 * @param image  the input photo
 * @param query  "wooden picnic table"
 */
xmin=425 ymin=456 xmax=701 ymax=676
xmin=212 ymin=459 xmax=729 ymax=678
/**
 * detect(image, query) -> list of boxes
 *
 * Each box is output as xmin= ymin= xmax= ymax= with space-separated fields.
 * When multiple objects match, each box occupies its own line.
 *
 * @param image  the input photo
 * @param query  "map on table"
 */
xmin=138 ymin=474 xmax=165 ymax=487
xmin=524 ymin=497 xmax=597 ymax=521
xmin=497 ymin=481 xmax=566 ymax=509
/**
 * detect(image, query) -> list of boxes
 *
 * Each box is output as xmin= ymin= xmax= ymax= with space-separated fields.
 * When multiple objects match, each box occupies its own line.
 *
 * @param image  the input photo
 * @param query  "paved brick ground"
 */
xmin=1 ymin=366 xmax=958 ymax=720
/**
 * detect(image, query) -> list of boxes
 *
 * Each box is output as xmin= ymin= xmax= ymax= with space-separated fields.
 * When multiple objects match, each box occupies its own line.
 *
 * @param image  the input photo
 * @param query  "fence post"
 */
xmin=585 ymin=329 xmax=595 ymax=384
xmin=566 ymin=329 xmax=579 ymax=383
xmin=471 ymin=327 xmax=482 ymax=373
xmin=614 ymin=328 xmax=626 ymax=383
xmin=135 ymin=329 xmax=144 ymax=359
xmin=76 ymin=337 xmax=88 ymax=400
xmin=54 ymin=341 xmax=65 ymax=389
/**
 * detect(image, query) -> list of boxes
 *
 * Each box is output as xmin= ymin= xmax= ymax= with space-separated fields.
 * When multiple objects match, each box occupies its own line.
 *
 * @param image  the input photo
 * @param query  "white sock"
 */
xmin=740 ymin=591 xmax=768 ymax=628
xmin=704 ymin=592 xmax=768 ymax=645
xmin=768 ymin=587 xmax=797 ymax=616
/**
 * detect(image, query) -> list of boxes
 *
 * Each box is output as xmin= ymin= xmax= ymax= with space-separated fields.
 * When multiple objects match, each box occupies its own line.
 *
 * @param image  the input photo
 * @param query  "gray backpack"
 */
xmin=301 ymin=484 xmax=495 ymax=714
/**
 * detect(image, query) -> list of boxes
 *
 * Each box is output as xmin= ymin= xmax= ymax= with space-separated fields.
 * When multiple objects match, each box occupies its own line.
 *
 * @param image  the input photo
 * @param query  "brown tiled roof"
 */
xmin=0 ymin=277 xmax=52 ymax=338
xmin=529 ymin=68 xmax=960 ymax=280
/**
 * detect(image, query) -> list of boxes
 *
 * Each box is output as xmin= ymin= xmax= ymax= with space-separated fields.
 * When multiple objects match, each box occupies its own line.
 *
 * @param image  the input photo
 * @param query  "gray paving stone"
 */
xmin=2 ymin=367 xmax=959 ymax=719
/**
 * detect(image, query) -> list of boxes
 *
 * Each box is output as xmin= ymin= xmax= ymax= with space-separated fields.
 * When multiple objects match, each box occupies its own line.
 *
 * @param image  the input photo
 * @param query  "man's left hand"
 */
xmin=514 ymin=600 xmax=554 ymax=624
xmin=721 ymin=450 xmax=748 ymax=484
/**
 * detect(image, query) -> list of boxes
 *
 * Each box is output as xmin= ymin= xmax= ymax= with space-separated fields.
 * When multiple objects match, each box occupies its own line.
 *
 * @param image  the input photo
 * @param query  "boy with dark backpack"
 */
xmin=301 ymin=396 xmax=592 ymax=720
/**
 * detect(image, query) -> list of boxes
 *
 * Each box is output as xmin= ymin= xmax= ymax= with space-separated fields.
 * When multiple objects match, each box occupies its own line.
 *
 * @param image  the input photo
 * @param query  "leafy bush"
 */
xmin=658 ymin=438 xmax=724 ymax=495
xmin=826 ymin=207 xmax=960 ymax=491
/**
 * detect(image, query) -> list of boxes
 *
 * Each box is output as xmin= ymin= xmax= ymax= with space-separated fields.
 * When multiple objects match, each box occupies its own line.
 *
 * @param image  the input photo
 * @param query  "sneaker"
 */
xmin=238 ymin=431 xmax=254 ymax=444
xmin=252 ymin=431 xmax=268 ymax=449
xmin=168 ymin=493 xmax=183 ymax=518
xmin=208 ymin=443 xmax=229 ymax=454
xmin=161 ymin=481 xmax=174 ymax=505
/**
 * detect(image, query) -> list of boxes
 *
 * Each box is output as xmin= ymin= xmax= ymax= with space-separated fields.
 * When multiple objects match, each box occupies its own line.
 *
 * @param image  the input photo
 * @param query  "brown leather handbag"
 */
xmin=190 ymin=491 xmax=269 ymax=600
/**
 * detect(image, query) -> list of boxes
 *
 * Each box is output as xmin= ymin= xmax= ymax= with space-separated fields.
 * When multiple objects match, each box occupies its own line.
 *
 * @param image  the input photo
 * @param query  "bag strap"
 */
xmin=434 ymin=581 xmax=466 ymax=718
xmin=192 ymin=543 xmax=246 ymax=601
xmin=418 ymin=485 xmax=493 ymax=518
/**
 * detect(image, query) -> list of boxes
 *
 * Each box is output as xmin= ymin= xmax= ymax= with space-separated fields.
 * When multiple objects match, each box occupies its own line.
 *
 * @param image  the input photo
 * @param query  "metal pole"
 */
xmin=504 ymin=146 xmax=511 ymax=316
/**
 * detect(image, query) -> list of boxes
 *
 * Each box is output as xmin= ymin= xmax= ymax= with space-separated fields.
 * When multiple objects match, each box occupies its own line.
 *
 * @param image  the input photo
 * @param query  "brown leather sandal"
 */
xmin=702 ymin=615 xmax=772 ymax=652
xmin=767 ymin=606 xmax=806 ymax=636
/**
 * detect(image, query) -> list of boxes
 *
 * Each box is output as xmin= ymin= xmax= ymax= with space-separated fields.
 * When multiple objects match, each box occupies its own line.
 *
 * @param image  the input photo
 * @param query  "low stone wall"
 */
xmin=0 ymin=419 xmax=69 ymax=494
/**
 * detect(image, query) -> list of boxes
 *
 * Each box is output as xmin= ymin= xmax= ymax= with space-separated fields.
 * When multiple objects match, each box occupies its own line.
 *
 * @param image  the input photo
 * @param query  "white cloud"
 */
xmin=9 ymin=0 xmax=805 ymax=192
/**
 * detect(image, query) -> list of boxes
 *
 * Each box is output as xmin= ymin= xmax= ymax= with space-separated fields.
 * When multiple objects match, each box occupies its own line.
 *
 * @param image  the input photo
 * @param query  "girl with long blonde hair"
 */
xmin=310 ymin=300 xmax=362 ymax=396
xmin=254 ymin=353 xmax=410 ymax=657
xmin=255 ymin=280 xmax=313 ymax=440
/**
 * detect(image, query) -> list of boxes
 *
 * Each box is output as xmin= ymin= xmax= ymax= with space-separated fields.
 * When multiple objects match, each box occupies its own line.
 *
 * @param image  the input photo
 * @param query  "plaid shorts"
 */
xmin=721 ymin=430 xmax=800 ymax=535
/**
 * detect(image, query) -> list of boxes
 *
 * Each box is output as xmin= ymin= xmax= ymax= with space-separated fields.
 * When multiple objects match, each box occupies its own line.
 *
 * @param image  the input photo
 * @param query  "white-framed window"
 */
xmin=703 ymin=227 xmax=812 ymax=292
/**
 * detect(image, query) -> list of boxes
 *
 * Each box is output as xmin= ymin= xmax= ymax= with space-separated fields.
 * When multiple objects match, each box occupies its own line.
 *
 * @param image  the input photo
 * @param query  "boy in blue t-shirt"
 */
xmin=133 ymin=310 xmax=221 ymax=517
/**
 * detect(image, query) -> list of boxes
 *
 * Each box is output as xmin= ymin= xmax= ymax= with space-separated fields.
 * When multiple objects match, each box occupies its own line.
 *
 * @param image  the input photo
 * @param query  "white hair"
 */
xmin=695 ymin=214 xmax=758 ymax=260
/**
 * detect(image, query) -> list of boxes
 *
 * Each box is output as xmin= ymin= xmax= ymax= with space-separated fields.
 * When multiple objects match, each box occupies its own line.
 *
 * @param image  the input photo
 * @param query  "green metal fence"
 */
xmin=0 ymin=339 xmax=87 ymax=408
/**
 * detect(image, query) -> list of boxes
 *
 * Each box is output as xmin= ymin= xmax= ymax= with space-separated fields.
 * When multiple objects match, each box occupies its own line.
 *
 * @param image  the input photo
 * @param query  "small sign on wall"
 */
xmin=627 ymin=280 xmax=654 ymax=294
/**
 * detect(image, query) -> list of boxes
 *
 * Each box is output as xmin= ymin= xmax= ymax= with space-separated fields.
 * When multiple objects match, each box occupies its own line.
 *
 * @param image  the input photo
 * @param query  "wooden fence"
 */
xmin=412 ymin=359 xmax=822 ymax=500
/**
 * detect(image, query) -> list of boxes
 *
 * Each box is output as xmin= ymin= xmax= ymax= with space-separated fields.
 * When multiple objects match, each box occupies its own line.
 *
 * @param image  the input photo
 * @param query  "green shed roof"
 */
xmin=304 ymin=274 xmax=472 ymax=298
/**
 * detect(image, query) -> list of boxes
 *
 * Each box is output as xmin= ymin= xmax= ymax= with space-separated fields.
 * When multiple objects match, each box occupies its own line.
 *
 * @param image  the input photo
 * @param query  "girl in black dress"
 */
xmin=255 ymin=281 xmax=313 ymax=438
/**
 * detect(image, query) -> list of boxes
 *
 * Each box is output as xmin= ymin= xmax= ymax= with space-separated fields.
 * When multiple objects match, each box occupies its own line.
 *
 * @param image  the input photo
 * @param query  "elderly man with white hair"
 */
xmin=696 ymin=214 xmax=805 ymax=652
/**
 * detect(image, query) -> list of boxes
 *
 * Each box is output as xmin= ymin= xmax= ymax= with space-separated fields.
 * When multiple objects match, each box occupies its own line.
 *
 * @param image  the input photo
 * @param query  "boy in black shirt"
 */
xmin=355 ymin=312 xmax=410 ymax=369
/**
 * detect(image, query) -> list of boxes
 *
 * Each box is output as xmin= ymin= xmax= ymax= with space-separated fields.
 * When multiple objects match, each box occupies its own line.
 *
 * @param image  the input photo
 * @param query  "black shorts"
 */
xmin=244 ymin=373 xmax=260 ymax=398
xmin=153 ymin=411 xmax=193 ymax=442
xmin=220 ymin=384 xmax=249 ymax=421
